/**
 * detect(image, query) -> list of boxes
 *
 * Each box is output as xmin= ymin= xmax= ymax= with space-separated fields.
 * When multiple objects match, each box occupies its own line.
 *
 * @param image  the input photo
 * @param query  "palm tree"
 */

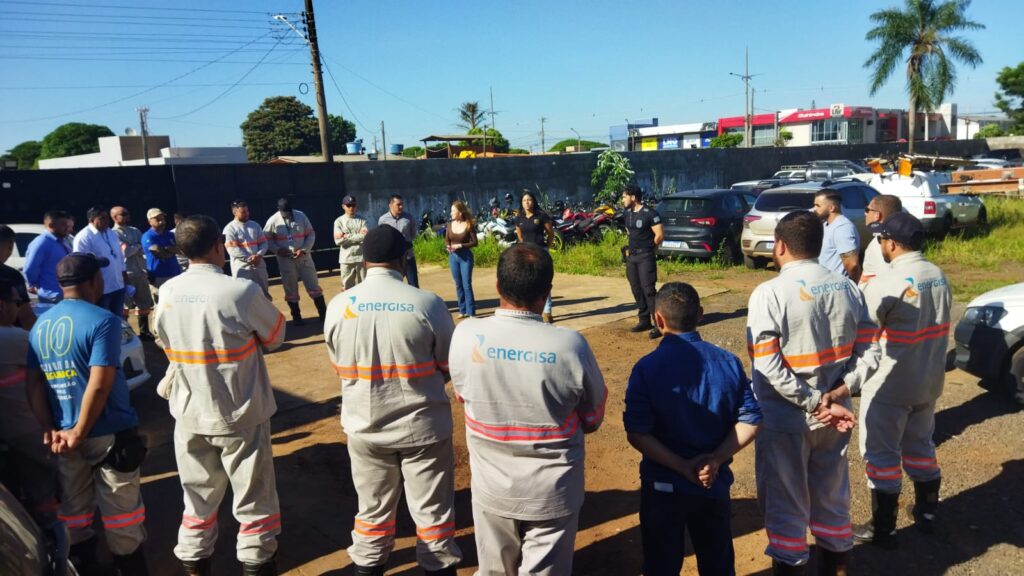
xmin=456 ymin=101 xmax=486 ymax=131
xmin=864 ymin=0 xmax=983 ymax=153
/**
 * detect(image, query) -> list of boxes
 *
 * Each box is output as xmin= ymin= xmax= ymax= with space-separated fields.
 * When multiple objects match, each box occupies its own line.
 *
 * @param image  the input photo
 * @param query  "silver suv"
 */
xmin=740 ymin=180 xmax=879 ymax=269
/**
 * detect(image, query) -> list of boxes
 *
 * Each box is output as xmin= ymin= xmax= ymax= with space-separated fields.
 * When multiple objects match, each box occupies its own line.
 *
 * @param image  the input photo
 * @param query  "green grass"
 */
xmin=924 ymin=197 xmax=1024 ymax=269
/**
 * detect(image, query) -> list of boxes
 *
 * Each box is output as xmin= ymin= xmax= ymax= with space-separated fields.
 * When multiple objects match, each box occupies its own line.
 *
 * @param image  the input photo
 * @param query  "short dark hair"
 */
xmin=389 ymin=194 xmax=403 ymax=203
xmin=86 ymin=206 xmax=107 ymax=221
xmin=656 ymin=282 xmax=701 ymax=332
xmin=497 ymin=244 xmax=554 ymax=307
xmin=43 ymin=210 xmax=68 ymax=224
xmin=873 ymin=194 xmax=903 ymax=218
xmin=175 ymin=215 xmax=221 ymax=259
xmin=0 ymin=224 xmax=14 ymax=245
xmin=775 ymin=210 xmax=823 ymax=258
xmin=815 ymin=189 xmax=842 ymax=208
xmin=623 ymin=183 xmax=642 ymax=197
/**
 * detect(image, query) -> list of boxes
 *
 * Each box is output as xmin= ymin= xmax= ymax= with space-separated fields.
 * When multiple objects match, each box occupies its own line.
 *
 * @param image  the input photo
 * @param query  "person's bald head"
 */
xmin=110 ymin=206 xmax=130 ymax=226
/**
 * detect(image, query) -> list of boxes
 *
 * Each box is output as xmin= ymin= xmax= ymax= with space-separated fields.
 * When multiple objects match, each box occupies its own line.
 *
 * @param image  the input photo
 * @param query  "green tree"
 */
xmin=456 ymin=101 xmax=486 ymax=130
xmin=240 ymin=96 xmax=321 ymax=162
xmin=548 ymin=139 xmax=606 ymax=152
xmin=590 ymin=149 xmax=634 ymax=203
xmin=402 ymin=146 xmax=425 ymax=158
xmin=710 ymin=133 xmax=744 ymax=148
xmin=973 ymin=124 xmax=1006 ymax=139
xmin=39 ymin=123 xmax=114 ymax=160
xmin=2 ymin=140 xmax=42 ymax=169
xmin=465 ymin=127 xmax=509 ymax=153
xmin=864 ymin=0 xmax=984 ymax=153
xmin=995 ymin=62 xmax=1024 ymax=134
xmin=508 ymin=148 xmax=530 ymax=155
xmin=328 ymin=114 xmax=357 ymax=153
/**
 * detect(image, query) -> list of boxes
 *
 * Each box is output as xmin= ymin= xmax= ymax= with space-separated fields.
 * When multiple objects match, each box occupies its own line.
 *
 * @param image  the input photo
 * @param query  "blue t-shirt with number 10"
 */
xmin=27 ymin=299 xmax=138 ymax=437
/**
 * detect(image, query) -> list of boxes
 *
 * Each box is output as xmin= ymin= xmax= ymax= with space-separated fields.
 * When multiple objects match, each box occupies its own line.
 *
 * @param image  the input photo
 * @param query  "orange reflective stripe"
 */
xmin=0 ymin=368 xmax=25 ymax=389
xmin=866 ymin=463 xmax=902 ymax=479
xmin=747 ymin=338 xmax=781 ymax=359
xmin=225 ymin=239 xmax=264 ymax=248
xmin=354 ymin=518 xmax=396 ymax=537
xmin=103 ymin=506 xmax=145 ymax=529
xmin=260 ymin=314 xmax=285 ymax=345
xmin=902 ymin=455 xmax=939 ymax=470
xmin=333 ymin=360 xmax=438 ymax=380
xmin=239 ymin=513 xmax=281 ymax=535
xmin=856 ymin=328 xmax=878 ymax=344
xmin=182 ymin=512 xmax=218 ymax=530
xmin=417 ymin=521 xmax=455 ymax=541
xmin=880 ymin=323 xmax=949 ymax=344
xmin=164 ymin=338 xmax=258 ymax=365
xmin=782 ymin=343 xmax=854 ymax=369
xmin=766 ymin=530 xmax=807 ymax=551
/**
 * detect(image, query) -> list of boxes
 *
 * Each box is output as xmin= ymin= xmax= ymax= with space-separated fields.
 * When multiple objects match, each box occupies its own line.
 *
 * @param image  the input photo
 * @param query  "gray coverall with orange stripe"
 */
xmin=747 ymin=259 xmax=880 ymax=566
xmin=323 ymin=267 xmax=462 ymax=572
xmin=264 ymin=209 xmax=322 ymax=302
xmin=223 ymin=218 xmax=270 ymax=298
xmin=154 ymin=263 xmax=286 ymax=565
xmin=859 ymin=251 xmax=950 ymax=493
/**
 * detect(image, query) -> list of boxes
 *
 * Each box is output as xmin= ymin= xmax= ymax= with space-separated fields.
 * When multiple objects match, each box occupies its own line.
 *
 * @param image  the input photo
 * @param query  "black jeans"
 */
xmin=640 ymin=480 xmax=735 ymax=576
xmin=625 ymin=251 xmax=658 ymax=320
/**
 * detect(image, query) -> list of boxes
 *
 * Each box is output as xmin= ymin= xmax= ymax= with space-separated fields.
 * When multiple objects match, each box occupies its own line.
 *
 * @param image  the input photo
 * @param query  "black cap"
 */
xmin=878 ymin=211 xmax=924 ymax=246
xmin=57 ymin=252 xmax=109 ymax=286
xmin=341 ymin=195 xmax=356 ymax=206
xmin=363 ymin=226 xmax=411 ymax=263
xmin=277 ymin=198 xmax=292 ymax=212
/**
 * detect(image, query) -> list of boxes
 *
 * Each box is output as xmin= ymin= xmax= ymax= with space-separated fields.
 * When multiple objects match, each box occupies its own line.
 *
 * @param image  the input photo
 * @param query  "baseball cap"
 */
xmin=57 ymin=252 xmax=109 ymax=286
xmin=146 ymin=208 xmax=166 ymax=220
xmin=878 ymin=211 xmax=924 ymax=246
xmin=363 ymin=226 xmax=411 ymax=263
xmin=277 ymin=198 xmax=292 ymax=212
xmin=341 ymin=195 xmax=356 ymax=206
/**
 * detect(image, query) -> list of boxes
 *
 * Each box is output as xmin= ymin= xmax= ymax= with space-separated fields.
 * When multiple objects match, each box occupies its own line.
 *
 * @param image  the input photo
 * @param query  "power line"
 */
xmin=321 ymin=54 xmax=450 ymax=124
xmin=2 ymin=9 xmax=284 ymax=23
xmin=3 ymin=55 xmax=305 ymax=64
xmin=5 ymin=17 xmax=272 ymax=29
xmin=0 ymin=30 xmax=282 ymax=40
xmin=0 ymin=1 xmax=288 ymax=15
xmin=320 ymin=56 xmax=370 ymax=134
xmin=0 ymin=82 xmax=301 ymax=90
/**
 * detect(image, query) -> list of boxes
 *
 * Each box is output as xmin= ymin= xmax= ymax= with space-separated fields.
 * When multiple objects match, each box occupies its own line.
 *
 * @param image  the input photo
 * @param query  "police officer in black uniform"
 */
xmin=622 ymin=184 xmax=664 ymax=338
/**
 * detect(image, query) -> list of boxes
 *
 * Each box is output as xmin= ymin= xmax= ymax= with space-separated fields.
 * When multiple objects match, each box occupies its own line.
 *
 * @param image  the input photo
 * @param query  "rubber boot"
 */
xmin=912 ymin=478 xmax=941 ymax=534
xmin=630 ymin=318 xmax=653 ymax=332
xmin=68 ymin=537 xmax=108 ymax=576
xmin=112 ymin=544 xmax=149 ymax=576
xmin=287 ymin=301 xmax=305 ymax=326
xmin=817 ymin=549 xmax=849 ymax=576
xmin=242 ymin=554 xmax=278 ymax=576
xmin=181 ymin=557 xmax=212 ymax=576
xmin=424 ymin=567 xmax=458 ymax=576
xmin=853 ymin=490 xmax=899 ymax=549
xmin=313 ymin=295 xmax=328 ymax=323
xmin=353 ymin=565 xmax=386 ymax=576
xmin=772 ymin=560 xmax=807 ymax=575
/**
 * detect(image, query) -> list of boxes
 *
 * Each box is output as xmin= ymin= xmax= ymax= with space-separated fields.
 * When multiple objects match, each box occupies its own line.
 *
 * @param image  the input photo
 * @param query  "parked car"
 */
xmin=656 ymin=189 xmax=756 ymax=263
xmin=751 ymin=178 xmax=805 ymax=195
xmin=953 ymin=282 xmax=1024 ymax=404
xmin=968 ymin=155 xmax=1022 ymax=169
xmin=9 ymin=223 xmax=151 ymax=390
xmin=803 ymin=160 xmax=870 ymax=181
xmin=772 ymin=168 xmax=807 ymax=179
xmin=865 ymin=171 xmax=986 ymax=235
xmin=730 ymin=180 xmax=761 ymax=192
xmin=0 ymin=481 xmax=75 ymax=575
xmin=739 ymin=180 xmax=878 ymax=269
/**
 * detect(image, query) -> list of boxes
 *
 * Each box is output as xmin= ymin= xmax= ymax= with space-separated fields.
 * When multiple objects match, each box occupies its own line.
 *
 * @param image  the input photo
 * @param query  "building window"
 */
xmin=811 ymin=119 xmax=845 ymax=144
xmin=752 ymin=126 xmax=775 ymax=147
xmin=847 ymin=120 xmax=863 ymax=144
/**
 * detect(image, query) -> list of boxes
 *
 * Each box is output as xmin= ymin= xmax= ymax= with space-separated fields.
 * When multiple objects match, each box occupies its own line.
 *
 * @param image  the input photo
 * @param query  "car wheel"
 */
xmin=977 ymin=207 xmax=988 ymax=227
xmin=721 ymin=236 xmax=743 ymax=265
xmin=551 ymin=230 xmax=565 ymax=251
xmin=743 ymin=254 xmax=766 ymax=269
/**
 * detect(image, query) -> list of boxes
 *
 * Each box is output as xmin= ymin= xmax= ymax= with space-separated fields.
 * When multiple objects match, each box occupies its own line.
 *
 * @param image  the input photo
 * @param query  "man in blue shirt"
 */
xmin=141 ymin=207 xmax=181 ymax=287
xmin=23 ymin=210 xmax=71 ymax=303
xmin=625 ymin=282 xmax=762 ymax=576
xmin=813 ymin=189 xmax=861 ymax=281
xmin=25 ymin=253 xmax=149 ymax=575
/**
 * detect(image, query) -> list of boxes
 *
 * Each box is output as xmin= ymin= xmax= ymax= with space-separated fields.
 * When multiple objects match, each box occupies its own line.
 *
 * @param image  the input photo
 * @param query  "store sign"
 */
xmin=641 ymin=137 xmax=659 ymax=151
xmin=661 ymin=137 xmax=680 ymax=150
xmin=830 ymin=104 xmax=845 ymax=117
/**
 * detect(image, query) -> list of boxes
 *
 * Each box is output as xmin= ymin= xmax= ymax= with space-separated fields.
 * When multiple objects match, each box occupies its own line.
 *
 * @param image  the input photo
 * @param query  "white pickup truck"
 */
xmin=864 ymin=171 xmax=986 ymax=235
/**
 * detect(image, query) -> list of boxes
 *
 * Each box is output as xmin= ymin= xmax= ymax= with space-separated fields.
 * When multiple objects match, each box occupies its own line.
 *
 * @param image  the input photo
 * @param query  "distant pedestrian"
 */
xmin=858 ymin=194 xmax=902 ymax=288
xmin=154 ymin=215 xmax=286 ymax=576
xmin=223 ymin=200 xmax=271 ymax=299
xmin=73 ymin=205 xmax=127 ymax=317
xmin=378 ymin=194 xmax=419 ymax=287
xmin=514 ymin=191 xmax=556 ymax=322
xmin=171 ymin=212 xmax=190 ymax=272
xmin=141 ymin=208 xmax=181 ymax=288
xmin=449 ymin=243 xmax=607 ymax=576
xmin=333 ymin=195 xmax=368 ymax=290
xmin=0 ymin=224 xmax=36 ymax=328
xmin=111 ymin=206 xmax=155 ymax=340
xmin=264 ymin=198 xmax=326 ymax=325
xmin=813 ymin=189 xmax=861 ymax=281
xmin=625 ymin=282 xmax=761 ymax=576
xmin=25 ymin=253 xmax=149 ymax=575
xmin=24 ymin=210 xmax=71 ymax=304
xmin=622 ymin=184 xmax=664 ymax=339
xmin=446 ymin=200 xmax=478 ymax=318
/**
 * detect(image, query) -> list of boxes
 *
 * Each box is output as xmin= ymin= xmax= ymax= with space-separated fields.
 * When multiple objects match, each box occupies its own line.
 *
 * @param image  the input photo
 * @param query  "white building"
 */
xmin=38 ymin=135 xmax=247 ymax=169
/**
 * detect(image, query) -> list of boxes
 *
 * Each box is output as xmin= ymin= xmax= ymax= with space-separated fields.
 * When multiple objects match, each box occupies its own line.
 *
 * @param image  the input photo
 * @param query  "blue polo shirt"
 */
xmin=23 ymin=231 xmax=70 ymax=302
xmin=624 ymin=331 xmax=761 ymax=499
xmin=26 ymin=299 xmax=138 ymax=437
xmin=141 ymin=228 xmax=181 ymax=278
xmin=819 ymin=214 xmax=860 ymax=277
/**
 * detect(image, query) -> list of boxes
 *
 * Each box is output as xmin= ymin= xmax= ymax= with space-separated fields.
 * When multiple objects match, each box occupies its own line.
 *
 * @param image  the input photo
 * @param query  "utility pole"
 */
xmin=303 ymin=0 xmax=332 ymax=162
xmin=750 ymin=87 xmax=756 ymax=146
xmin=489 ymin=86 xmax=496 ymax=155
xmin=729 ymin=47 xmax=760 ymax=148
xmin=380 ymin=120 xmax=386 ymax=162
xmin=571 ymin=127 xmax=581 ymax=152
xmin=137 ymin=106 xmax=150 ymax=166
xmin=540 ymin=117 xmax=547 ymax=153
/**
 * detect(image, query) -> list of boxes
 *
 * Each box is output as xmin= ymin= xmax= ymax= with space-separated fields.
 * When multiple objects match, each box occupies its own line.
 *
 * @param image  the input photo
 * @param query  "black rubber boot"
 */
xmin=853 ymin=490 xmax=899 ymax=549
xmin=424 ymin=566 xmax=458 ymax=576
xmin=313 ymin=295 xmax=328 ymax=323
xmin=68 ymin=537 xmax=108 ymax=576
xmin=287 ymin=301 xmax=305 ymax=326
xmin=630 ymin=319 xmax=653 ymax=333
xmin=912 ymin=478 xmax=941 ymax=534
xmin=181 ymin=557 xmax=212 ymax=576
xmin=353 ymin=565 xmax=386 ymax=576
xmin=649 ymin=326 xmax=663 ymax=339
xmin=772 ymin=560 xmax=807 ymax=575
xmin=817 ymin=549 xmax=848 ymax=576
xmin=242 ymin=554 xmax=278 ymax=576
xmin=112 ymin=545 xmax=149 ymax=576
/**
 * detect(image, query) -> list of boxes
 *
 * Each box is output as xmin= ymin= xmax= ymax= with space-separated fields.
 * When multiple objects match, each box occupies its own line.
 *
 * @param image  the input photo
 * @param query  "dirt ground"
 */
xmin=126 ymin=264 xmax=1024 ymax=576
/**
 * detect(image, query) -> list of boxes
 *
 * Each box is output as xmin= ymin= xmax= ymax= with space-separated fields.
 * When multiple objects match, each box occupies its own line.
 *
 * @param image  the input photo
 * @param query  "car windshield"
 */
xmin=658 ymin=197 xmax=713 ymax=215
xmin=754 ymin=192 xmax=814 ymax=212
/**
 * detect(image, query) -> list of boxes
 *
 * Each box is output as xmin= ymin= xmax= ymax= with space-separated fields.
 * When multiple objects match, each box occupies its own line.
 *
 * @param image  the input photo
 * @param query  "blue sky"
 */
xmin=0 ymin=0 xmax=1018 ymax=155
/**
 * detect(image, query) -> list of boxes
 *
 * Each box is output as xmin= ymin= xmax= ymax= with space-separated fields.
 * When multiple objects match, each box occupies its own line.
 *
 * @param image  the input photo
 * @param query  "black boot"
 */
xmin=912 ymin=478 xmax=941 ymax=534
xmin=817 ymin=549 xmax=848 ymax=576
xmin=313 ymin=295 xmax=328 ymax=323
xmin=424 ymin=567 xmax=458 ymax=576
xmin=288 ymin=301 xmax=305 ymax=326
xmin=853 ymin=490 xmax=899 ymax=549
xmin=68 ymin=537 xmax=107 ymax=576
xmin=649 ymin=326 xmax=663 ymax=339
xmin=353 ymin=565 xmax=386 ymax=576
xmin=630 ymin=319 xmax=653 ymax=332
xmin=137 ymin=318 xmax=155 ymax=341
xmin=113 ymin=545 xmax=149 ymax=576
xmin=773 ymin=560 xmax=807 ymax=575
xmin=181 ymin=557 xmax=212 ymax=576
xmin=243 ymin=554 xmax=277 ymax=576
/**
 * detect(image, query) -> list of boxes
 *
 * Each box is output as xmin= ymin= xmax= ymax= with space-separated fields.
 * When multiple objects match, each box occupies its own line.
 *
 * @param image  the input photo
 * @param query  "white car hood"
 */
xmin=967 ymin=282 xmax=1024 ymax=309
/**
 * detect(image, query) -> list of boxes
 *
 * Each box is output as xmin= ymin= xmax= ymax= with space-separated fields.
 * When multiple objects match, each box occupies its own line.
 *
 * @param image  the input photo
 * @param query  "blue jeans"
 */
xmin=449 ymin=249 xmax=475 ymax=316
xmin=640 ymin=480 xmax=735 ymax=576
xmin=98 ymin=288 xmax=126 ymax=319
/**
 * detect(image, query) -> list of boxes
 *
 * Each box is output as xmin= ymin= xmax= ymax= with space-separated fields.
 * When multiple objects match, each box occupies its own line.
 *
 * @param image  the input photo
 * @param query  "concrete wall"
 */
xmin=984 ymin=136 xmax=1024 ymax=153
